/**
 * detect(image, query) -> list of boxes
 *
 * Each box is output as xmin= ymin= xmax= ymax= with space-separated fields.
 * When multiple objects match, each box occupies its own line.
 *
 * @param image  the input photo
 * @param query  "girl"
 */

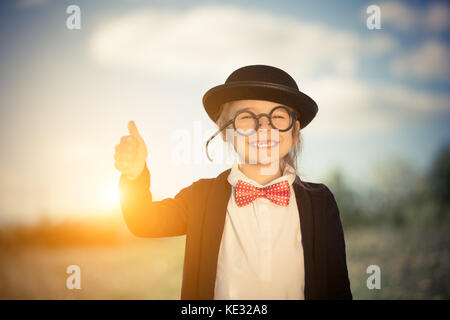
xmin=114 ymin=65 xmax=352 ymax=300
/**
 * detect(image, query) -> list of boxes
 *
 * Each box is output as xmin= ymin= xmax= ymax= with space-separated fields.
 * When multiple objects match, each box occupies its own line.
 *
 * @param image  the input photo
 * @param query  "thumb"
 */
xmin=128 ymin=120 xmax=142 ymax=139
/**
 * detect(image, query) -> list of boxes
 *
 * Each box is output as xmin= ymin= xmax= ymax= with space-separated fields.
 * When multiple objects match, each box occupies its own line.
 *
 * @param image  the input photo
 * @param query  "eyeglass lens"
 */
xmin=234 ymin=107 xmax=293 ymax=135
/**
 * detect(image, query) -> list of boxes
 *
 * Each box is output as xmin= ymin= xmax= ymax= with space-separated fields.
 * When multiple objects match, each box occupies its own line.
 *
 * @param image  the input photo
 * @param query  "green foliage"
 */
xmin=325 ymin=144 xmax=450 ymax=230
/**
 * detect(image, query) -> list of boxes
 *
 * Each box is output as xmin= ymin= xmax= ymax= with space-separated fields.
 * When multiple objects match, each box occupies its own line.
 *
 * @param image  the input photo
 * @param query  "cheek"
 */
xmin=230 ymin=135 xmax=249 ymax=151
xmin=280 ymin=133 xmax=293 ymax=151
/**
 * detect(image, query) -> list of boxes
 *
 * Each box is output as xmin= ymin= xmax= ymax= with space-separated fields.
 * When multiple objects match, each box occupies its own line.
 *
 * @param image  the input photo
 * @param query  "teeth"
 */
xmin=250 ymin=141 xmax=278 ymax=148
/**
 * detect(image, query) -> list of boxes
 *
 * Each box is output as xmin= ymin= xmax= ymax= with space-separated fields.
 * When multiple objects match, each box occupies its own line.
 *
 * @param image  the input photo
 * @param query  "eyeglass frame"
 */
xmin=205 ymin=105 xmax=299 ymax=161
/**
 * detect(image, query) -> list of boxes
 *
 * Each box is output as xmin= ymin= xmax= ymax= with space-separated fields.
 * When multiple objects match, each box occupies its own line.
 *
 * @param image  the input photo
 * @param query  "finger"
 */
xmin=126 ymin=135 xmax=138 ymax=147
xmin=116 ymin=143 xmax=137 ymax=155
xmin=114 ymin=151 xmax=133 ymax=162
xmin=120 ymin=136 xmax=130 ymax=145
xmin=114 ymin=160 xmax=129 ymax=171
xmin=128 ymin=121 xmax=142 ymax=139
xmin=115 ymin=146 xmax=136 ymax=159
xmin=115 ymin=144 xmax=127 ymax=153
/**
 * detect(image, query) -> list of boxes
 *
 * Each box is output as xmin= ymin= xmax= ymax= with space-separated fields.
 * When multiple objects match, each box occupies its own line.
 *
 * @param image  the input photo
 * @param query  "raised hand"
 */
xmin=114 ymin=120 xmax=148 ymax=180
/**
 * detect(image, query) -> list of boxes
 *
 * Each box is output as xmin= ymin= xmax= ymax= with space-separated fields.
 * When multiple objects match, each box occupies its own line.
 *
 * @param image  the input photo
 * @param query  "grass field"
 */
xmin=0 ymin=223 xmax=448 ymax=299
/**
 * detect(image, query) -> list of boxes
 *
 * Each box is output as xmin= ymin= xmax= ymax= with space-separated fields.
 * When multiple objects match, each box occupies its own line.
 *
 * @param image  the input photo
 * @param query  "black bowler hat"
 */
xmin=202 ymin=64 xmax=318 ymax=129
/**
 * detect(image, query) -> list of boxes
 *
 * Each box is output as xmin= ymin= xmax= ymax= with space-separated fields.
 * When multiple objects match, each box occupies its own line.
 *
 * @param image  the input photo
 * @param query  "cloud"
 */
xmin=88 ymin=5 xmax=448 ymax=135
xmin=89 ymin=5 xmax=395 ymax=79
xmin=376 ymin=2 xmax=449 ymax=81
xmin=390 ymin=40 xmax=450 ymax=80
xmin=304 ymin=75 xmax=450 ymax=136
xmin=379 ymin=1 xmax=450 ymax=32
xmin=378 ymin=2 xmax=416 ymax=31
xmin=425 ymin=2 xmax=450 ymax=32
xmin=363 ymin=33 xmax=398 ymax=55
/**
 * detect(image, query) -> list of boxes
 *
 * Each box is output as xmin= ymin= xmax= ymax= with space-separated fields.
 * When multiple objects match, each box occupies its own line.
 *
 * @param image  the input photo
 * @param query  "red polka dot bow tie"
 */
xmin=234 ymin=179 xmax=290 ymax=207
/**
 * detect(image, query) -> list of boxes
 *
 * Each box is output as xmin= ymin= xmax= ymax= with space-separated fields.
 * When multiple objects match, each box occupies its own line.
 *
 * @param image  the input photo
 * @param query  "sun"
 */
xmin=101 ymin=183 xmax=121 ymax=209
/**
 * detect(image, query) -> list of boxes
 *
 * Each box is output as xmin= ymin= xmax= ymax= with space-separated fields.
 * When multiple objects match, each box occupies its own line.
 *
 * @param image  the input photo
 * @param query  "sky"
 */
xmin=0 ymin=0 xmax=449 ymax=225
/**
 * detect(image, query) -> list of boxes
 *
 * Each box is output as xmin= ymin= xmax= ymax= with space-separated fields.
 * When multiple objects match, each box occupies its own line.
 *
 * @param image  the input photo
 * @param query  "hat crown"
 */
xmin=225 ymin=65 xmax=299 ymax=90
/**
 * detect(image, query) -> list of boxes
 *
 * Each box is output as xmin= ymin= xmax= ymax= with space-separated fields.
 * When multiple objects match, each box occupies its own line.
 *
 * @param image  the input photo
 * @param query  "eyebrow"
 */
xmin=231 ymin=105 xmax=291 ymax=115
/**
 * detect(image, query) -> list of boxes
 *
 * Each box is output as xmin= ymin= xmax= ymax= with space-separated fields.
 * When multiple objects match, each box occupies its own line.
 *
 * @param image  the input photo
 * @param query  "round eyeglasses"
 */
xmin=205 ymin=106 xmax=298 ymax=161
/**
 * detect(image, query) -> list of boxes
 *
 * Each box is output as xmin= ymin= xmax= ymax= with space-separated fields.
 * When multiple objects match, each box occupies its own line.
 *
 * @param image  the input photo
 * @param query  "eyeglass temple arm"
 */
xmin=205 ymin=120 xmax=233 ymax=162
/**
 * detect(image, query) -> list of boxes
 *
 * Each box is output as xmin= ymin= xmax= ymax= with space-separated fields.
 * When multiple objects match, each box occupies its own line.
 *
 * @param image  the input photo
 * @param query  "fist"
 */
xmin=114 ymin=120 xmax=148 ymax=180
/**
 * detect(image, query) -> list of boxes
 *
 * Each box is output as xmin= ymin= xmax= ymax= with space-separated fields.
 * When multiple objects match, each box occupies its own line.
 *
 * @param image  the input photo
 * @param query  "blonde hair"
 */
xmin=216 ymin=101 xmax=316 ymax=191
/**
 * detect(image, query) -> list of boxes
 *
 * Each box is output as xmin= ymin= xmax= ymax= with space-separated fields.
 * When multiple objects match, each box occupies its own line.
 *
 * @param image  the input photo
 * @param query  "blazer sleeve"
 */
xmin=118 ymin=163 xmax=201 ymax=238
xmin=324 ymin=188 xmax=353 ymax=299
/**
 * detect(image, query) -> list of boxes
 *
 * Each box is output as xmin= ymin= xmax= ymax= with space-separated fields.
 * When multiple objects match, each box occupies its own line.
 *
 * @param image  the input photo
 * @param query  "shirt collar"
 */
xmin=227 ymin=162 xmax=297 ymax=188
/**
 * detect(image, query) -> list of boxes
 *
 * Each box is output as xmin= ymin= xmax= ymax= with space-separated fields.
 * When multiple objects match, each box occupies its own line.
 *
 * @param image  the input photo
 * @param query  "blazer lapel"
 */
xmin=197 ymin=168 xmax=232 ymax=299
xmin=293 ymin=176 xmax=315 ymax=299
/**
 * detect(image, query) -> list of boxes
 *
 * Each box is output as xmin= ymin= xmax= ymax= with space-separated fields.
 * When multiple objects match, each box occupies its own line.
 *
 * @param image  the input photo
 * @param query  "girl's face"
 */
xmin=224 ymin=99 xmax=300 ymax=166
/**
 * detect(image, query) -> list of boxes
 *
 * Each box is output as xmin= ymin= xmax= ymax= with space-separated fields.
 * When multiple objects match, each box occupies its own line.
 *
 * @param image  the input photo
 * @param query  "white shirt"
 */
xmin=214 ymin=163 xmax=305 ymax=300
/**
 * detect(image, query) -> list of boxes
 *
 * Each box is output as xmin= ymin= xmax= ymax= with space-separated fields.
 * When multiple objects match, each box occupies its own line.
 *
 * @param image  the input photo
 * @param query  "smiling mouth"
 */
xmin=249 ymin=140 xmax=279 ymax=148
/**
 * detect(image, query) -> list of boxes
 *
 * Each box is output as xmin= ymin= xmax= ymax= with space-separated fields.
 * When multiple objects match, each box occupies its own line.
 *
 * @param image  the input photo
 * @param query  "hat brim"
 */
xmin=203 ymin=81 xmax=318 ymax=130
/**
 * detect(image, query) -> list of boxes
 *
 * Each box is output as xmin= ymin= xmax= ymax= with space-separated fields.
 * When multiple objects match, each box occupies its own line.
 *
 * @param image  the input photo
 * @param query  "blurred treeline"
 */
xmin=0 ymin=216 xmax=129 ymax=249
xmin=0 ymin=145 xmax=449 ymax=299
xmin=0 ymin=144 xmax=449 ymax=247
xmin=325 ymin=144 xmax=450 ymax=230
xmin=323 ymin=144 xmax=450 ymax=299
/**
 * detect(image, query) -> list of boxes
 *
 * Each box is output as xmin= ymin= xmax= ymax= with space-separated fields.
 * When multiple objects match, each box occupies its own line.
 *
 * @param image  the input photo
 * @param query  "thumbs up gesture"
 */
xmin=114 ymin=121 xmax=148 ymax=180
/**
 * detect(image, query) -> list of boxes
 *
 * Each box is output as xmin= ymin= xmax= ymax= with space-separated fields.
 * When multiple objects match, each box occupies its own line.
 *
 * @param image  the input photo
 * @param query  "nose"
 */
xmin=257 ymin=115 xmax=271 ymax=129
xmin=257 ymin=115 xmax=272 ymax=139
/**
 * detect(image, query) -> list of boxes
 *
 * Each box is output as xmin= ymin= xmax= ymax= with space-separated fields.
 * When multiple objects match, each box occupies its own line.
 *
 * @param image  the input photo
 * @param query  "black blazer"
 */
xmin=119 ymin=164 xmax=352 ymax=300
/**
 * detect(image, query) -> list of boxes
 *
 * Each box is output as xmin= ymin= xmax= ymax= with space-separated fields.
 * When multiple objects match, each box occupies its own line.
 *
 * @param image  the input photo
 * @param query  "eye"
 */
xmin=237 ymin=112 xmax=253 ymax=120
